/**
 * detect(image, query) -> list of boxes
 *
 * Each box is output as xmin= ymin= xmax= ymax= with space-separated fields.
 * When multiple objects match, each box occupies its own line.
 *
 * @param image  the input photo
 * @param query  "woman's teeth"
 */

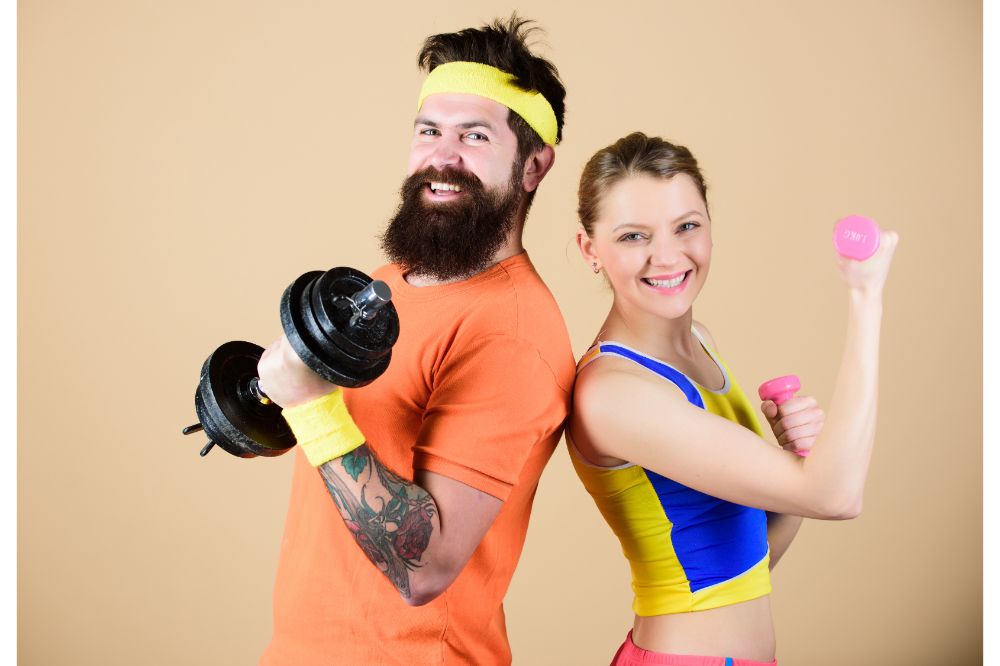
xmin=643 ymin=273 xmax=687 ymax=288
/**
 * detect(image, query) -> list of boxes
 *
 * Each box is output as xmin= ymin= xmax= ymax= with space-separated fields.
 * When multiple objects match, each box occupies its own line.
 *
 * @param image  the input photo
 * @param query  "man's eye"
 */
xmin=419 ymin=128 xmax=439 ymax=136
xmin=465 ymin=132 xmax=488 ymax=142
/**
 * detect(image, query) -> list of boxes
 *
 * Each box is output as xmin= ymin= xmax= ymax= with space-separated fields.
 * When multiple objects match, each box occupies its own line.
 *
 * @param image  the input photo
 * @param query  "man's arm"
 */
xmin=258 ymin=334 xmax=518 ymax=605
xmin=317 ymin=444 xmax=501 ymax=604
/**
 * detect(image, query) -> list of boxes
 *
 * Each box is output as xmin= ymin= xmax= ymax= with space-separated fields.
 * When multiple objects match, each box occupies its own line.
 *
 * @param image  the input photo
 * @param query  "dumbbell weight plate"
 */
xmin=309 ymin=267 xmax=399 ymax=362
xmin=299 ymin=276 xmax=392 ymax=377
xmin=279 ymin=272 xmax=391 ymax=388
xmin=195 ymin=341 xmax=296 ymax=458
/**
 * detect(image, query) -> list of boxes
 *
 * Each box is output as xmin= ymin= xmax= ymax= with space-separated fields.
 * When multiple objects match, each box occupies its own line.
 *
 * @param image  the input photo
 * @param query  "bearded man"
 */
xmin=257 ymin=16 xmax=573 ymax=665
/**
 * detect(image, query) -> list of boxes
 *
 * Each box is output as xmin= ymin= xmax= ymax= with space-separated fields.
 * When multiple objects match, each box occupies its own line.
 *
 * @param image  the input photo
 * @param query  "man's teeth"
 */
xmin=644 ymin=273 xmax=686 ymax=288
xmin=430 ymin=182 xmax=463 ymax=193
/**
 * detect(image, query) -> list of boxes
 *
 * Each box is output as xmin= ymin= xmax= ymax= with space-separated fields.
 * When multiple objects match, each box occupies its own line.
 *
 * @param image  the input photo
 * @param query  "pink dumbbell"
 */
xmin=758 ymin=215 xmax=882 ymax=455
xmin=757 ymin=375 xmax=808 ymax=457
xmin=833 ymin=215 xmax=880 ymax=260
xmin=758 ymin=375 xmax=801 ymax=405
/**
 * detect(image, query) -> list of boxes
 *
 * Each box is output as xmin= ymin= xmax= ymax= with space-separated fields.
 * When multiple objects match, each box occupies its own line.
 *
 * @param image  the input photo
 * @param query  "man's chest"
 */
xmin=342 ymin=299 xmax=466 ymax=470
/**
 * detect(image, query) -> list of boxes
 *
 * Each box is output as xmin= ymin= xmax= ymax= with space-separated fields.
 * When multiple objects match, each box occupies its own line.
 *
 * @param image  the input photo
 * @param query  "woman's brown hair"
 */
xmin=577 ymin=132 xmax=708 ymax=235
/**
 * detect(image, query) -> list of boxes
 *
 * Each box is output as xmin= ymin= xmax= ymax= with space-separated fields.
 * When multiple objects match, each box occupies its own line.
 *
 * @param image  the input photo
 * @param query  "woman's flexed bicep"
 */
xmin=572 ymin=363 xmax=848 ymax=520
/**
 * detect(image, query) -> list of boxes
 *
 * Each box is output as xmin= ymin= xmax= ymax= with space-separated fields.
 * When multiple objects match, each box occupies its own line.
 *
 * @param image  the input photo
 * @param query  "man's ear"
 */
xmin=521 ymin=145 xmax=556 ymax=193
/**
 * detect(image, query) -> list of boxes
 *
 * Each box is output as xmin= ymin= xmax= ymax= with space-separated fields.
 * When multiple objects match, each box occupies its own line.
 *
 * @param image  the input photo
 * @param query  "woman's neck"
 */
xmin=598 ymin=301 xmax=699 ymax=361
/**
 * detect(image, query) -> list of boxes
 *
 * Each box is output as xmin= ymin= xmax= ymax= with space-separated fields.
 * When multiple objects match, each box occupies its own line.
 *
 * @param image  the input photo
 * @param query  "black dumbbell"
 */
xmin=182 ymin=266 xmax=399 ymax=458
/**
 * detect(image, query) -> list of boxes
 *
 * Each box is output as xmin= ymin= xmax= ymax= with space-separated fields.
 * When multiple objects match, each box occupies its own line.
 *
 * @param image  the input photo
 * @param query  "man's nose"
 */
xmin=428 ymin=137 xmax=462 ymax=170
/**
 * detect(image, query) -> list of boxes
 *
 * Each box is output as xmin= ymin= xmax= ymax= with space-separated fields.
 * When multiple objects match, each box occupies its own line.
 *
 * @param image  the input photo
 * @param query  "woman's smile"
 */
xmin=640 ymin=270 xmax=691 ymax=294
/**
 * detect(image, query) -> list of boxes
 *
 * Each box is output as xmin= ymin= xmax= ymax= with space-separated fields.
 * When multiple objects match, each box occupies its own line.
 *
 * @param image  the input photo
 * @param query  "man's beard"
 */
xmin=379 ymin=165 xmax=523 ymax=282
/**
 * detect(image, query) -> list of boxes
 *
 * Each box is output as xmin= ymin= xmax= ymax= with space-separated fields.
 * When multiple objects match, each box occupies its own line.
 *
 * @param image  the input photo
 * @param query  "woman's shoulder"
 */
xmin=576 ymin=345 xmax=648 ymax=385
xmin=570 ymin=346 xmax=698 ymax=466
xmin=573 ymin=348 xmax=688 ymax=421
xmin=570 ymin=355 xmax=647 ymax=467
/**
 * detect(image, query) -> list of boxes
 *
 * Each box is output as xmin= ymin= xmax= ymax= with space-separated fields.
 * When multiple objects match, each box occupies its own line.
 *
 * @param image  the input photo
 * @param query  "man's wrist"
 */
xmin=282 ymin=389 xmax=366 ymax=466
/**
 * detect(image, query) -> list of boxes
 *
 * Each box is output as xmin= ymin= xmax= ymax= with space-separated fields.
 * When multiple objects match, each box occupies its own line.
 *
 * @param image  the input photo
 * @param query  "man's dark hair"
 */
xmin=417 ymin=15 xmax=567 ymax=181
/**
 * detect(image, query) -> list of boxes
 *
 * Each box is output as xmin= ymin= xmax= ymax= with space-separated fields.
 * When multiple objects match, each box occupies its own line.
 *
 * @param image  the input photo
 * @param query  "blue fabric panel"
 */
xmin=644 ymin=467 xmax=769 ymax=592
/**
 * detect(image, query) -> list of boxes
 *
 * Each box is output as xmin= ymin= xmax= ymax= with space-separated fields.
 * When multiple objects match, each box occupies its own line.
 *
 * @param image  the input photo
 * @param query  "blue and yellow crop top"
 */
xmin=568 ymin=332 xmax=772 ymax=616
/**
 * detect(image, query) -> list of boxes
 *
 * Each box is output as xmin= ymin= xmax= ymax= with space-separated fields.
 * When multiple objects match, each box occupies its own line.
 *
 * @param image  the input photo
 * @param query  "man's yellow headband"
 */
xmin=417 ymin=61 xmax=558 ymax=147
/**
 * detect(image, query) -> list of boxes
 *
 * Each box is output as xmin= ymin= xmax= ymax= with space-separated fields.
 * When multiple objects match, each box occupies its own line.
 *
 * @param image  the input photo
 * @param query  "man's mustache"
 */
xmin=402 ymin=166 xmax=486 ymax=196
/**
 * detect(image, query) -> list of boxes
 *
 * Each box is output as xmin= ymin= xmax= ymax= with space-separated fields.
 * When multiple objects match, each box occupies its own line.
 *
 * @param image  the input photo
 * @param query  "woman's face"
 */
xmin=579 ymin=173 xmax=712 ymax=321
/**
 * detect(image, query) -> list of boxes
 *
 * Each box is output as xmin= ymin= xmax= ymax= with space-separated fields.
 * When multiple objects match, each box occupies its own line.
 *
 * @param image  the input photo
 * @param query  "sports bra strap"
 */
xmin=579 ymin=342 xmax=705 ymax=410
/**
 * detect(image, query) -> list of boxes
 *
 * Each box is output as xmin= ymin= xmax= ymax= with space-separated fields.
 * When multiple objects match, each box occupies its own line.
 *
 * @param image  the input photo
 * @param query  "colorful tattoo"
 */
xmin=319 ymin=445 xmax=437 ymax=598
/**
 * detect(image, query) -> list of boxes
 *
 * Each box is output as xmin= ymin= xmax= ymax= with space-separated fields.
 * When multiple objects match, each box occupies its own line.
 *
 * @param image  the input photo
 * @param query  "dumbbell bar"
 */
xmin=182 ymin=267 xmax=399 ymax=458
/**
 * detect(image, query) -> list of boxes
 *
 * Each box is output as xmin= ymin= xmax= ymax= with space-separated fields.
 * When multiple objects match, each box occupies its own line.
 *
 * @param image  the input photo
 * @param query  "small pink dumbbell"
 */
xmin=757 ymin=375 xmax=808 ymax=457
xmin=759 ymin=216 xmax=881 ymax=455
xmin=833 ymin=215 xmax=881 ymax=261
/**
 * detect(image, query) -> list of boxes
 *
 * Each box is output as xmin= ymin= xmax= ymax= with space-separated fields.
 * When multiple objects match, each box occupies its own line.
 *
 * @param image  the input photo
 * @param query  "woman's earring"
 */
xmin=592 ymin=262 xmax=600 ymax=274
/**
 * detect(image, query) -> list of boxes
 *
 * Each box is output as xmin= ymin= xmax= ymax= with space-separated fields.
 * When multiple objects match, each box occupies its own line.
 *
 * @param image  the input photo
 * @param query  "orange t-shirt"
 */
xmin=261 ymin=252 xmax=574 ymax=665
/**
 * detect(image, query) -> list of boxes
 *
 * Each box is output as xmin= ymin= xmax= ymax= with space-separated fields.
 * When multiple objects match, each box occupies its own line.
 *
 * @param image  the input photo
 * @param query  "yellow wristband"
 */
xmin=281 ymin=389 xmax=366 ymax=467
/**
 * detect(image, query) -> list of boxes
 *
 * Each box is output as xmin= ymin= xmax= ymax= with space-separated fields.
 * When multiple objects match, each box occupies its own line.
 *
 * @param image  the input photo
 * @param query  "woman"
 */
xmin=568 ymin=132 xmax=898 ymax=666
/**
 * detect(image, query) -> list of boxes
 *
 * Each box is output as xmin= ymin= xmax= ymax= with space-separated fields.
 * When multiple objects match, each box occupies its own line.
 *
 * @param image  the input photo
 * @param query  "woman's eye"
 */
xmin=679 ymin=222 xmax=700 ymax=232
xmin=618 ymin=232 xmax=645 ymax=242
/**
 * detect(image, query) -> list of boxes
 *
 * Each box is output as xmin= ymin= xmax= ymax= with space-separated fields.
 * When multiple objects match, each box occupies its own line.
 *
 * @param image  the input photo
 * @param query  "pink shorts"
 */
xmin=610 ymin=631 xmax=778 ymax=666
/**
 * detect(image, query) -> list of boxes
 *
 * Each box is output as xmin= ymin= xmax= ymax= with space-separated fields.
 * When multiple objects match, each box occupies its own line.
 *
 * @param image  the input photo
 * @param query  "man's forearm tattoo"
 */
xmin=319 ymin=445 xmax=438 ymax=598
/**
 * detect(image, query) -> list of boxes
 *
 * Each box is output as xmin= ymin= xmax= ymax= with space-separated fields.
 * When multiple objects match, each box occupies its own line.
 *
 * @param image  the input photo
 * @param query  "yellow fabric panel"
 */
xmin=700 ymin=356 xmax=766 ymax=439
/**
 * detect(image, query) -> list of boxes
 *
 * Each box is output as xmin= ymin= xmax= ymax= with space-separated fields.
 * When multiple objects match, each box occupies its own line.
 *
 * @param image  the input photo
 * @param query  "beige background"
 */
xmin=18 ymin=1 xmax=982 ymax=664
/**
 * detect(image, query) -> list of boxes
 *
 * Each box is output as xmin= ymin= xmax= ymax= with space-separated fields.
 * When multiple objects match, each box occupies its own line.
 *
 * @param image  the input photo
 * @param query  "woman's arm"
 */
xmin=758 ymin=393 xmax=820 ymax=564
xmin=571 ymin=230 xmax=898 ymax=519
xmin=696 ymin=320 xmax=816 ymax=561
xmin=766 ymin=512 xmax=803 ymax=568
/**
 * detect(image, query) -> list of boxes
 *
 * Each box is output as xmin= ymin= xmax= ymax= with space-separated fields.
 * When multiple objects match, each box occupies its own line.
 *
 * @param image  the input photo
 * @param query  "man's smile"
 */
xmin=426 ymin=181 xmax=465 ymax=200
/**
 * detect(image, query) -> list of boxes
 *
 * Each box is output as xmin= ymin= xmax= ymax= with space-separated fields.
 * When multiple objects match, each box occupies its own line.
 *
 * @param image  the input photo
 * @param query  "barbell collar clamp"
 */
xmin=345 ymin=280 xmax=392 ymax=328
